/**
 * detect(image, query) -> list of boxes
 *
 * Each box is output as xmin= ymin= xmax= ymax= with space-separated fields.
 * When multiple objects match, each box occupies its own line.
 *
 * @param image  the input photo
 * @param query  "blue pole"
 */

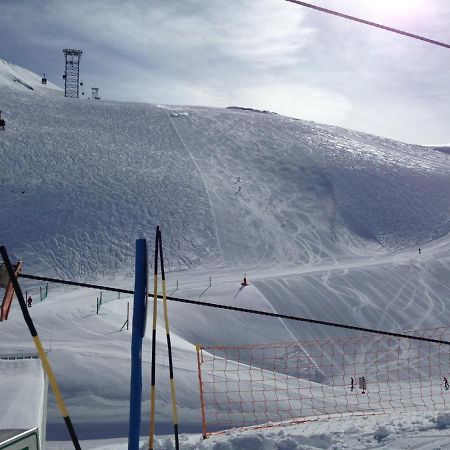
xmin=128 ymin=239 xmax=148 ymax=450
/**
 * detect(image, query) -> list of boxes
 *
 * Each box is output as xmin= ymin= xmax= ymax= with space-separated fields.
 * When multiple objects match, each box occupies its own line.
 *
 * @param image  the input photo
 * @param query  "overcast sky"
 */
xmin=0 ymin=0 xmax=449 ymax=145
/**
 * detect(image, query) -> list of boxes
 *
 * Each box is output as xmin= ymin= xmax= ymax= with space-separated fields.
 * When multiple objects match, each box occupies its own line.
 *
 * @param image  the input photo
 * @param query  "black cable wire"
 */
xmin=285 ymin=0 xmax=450 ymax=50
xmin=19 ymin=273 xmax=450 ymax=346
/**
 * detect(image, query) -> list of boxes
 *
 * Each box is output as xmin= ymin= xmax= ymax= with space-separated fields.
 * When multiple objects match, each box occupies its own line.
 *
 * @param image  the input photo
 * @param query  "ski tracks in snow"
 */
xmin=165 ymin=110 xmax=224 ymax=265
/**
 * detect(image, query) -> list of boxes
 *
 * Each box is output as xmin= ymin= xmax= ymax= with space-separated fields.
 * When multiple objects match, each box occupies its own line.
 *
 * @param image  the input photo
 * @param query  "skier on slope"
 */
xmin=27 ymin=296 xmax=32 ymax=308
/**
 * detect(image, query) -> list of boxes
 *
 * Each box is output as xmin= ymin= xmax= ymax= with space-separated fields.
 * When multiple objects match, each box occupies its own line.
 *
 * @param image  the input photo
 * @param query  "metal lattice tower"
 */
xmin=62 ymin=49 xmax=82 ymax=98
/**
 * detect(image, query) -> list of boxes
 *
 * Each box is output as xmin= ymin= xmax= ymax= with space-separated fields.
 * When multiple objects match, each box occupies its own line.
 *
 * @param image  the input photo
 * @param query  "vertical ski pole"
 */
xmin=128 ymin=239 xmax=148 ymax=450
xmin=0 ymin=246 xmax=82 ymax=450
xmin=158 ymin=229 xmax=180 ymax=450
xmin=149 ymin=226 xmax=159 ymax=450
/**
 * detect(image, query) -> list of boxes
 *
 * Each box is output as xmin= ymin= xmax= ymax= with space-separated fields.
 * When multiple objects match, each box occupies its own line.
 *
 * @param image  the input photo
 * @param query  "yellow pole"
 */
xmin=158 ymin=229 xmax=180 ymax=450
xmin=0 ymin=246 xmax=82 ymax=450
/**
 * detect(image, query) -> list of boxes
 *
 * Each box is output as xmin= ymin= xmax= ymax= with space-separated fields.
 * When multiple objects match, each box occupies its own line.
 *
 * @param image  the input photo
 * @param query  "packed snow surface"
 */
xmin=1 ymin=61 xmax=450 ymax=448
xmin=0 ymin=357 xmax=46 ymax=431
xmin=46 ymin=412 xmax=450 ymax=450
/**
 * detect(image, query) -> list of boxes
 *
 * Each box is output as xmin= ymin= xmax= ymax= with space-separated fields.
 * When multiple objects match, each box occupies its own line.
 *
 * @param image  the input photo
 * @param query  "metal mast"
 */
xmin=62 ymin=49 xmax=82 ymax=98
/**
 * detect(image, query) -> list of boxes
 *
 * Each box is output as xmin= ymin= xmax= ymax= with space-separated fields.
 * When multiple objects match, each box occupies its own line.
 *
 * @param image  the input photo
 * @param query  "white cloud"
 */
xmin=0 ymin=0 xmax=449 ymax=144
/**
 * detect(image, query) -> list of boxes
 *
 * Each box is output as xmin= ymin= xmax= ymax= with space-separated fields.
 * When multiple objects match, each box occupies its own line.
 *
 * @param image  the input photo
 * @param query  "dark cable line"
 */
xmin=285 ymin=0 xmax=450 ymax=50
xmin=21 ymin=273 xmax=134 ymax=294
xmin=19 ymin=273 xmax=450 ymax=346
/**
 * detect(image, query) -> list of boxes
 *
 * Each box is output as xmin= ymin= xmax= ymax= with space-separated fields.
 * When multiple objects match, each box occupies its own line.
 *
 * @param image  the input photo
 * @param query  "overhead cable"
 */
xmin=285 ymin=0 xmax=450 ymax=50
xmin=19 ymin=272 xmax=450 ymax=346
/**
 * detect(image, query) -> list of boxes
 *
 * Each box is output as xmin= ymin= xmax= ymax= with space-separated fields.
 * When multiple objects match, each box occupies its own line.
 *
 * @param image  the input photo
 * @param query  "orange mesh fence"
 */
xmin=196 ymin=327 xmax=450 ymax=435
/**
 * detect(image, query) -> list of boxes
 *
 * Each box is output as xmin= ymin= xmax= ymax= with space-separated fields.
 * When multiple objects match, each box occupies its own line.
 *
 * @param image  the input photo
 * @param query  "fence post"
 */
xmin=128 ymin=239 xmax=147 ymax=450
xmin=96 ymin=297 xmax=99 ymax=315
xmin=46 ymin=283 xmax=48 ymax=297
xmin=127 ymin=302 xmax=130 ymax=331
xmin=196 ymin=344 xmax=207 ymax=439
xmin=40 ymin=286 xmax=42 ymax=302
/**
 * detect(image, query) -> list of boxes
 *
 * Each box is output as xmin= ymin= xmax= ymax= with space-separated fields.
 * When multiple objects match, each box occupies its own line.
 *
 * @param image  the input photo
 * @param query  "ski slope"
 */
xmin=1 ymin=60 xmax=450 ymax=448
xmin=0 ymin=58 xmax=62 ymax=94
xmin=1 ymin=60 xmax=449 ymax=279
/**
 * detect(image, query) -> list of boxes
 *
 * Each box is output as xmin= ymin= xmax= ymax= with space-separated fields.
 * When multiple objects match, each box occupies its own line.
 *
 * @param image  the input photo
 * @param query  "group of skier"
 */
xmin=235 ymin=177 xmax=242 ymax=194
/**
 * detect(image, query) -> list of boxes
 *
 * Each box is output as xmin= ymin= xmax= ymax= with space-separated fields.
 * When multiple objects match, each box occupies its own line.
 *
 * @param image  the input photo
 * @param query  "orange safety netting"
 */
xmin=196 ymin=327 xmax=450 ymax=435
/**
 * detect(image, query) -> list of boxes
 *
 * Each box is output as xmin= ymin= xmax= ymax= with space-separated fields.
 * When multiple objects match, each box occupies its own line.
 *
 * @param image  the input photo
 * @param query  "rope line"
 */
xmin=285 ymin=0 xmax=450 ymax=50
xmin=19 ymin=273 xmax=450 ymax=346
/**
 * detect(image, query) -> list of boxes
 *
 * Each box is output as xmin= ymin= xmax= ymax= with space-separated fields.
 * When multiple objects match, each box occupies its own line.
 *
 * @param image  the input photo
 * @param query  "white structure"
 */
xmin=0 ymin=355 xmax=48 ymax=450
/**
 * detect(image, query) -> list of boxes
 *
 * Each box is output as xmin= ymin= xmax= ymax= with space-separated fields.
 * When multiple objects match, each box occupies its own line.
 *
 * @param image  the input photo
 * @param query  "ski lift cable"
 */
xmin=285 ymin=0 xmax=450 ymax=50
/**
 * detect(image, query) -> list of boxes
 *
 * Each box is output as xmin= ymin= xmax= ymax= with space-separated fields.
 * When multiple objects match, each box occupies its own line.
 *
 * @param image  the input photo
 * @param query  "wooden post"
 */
xmin=1 ymin=261 xmax=23 ymax=320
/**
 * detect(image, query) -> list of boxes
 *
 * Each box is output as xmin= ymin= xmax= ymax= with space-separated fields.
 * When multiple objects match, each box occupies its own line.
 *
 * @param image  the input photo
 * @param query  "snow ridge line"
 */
xmin=18 ymin=273 xmax=450 ymax=346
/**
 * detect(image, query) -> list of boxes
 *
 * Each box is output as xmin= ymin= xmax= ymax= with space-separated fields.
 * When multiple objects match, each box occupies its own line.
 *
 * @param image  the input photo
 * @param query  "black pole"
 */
xmin=158 ymin=229 xmax=180 ymax=450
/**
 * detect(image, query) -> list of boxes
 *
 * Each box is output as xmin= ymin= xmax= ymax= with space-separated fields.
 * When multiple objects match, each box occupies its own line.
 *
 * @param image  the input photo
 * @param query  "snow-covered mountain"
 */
xmin=0 ymin=58 xmax=62 ymax=93
xmin=1 ymin=60 xmax=450 ymax=448
xmin=1 ymin=59 xmax=449 ymax=280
